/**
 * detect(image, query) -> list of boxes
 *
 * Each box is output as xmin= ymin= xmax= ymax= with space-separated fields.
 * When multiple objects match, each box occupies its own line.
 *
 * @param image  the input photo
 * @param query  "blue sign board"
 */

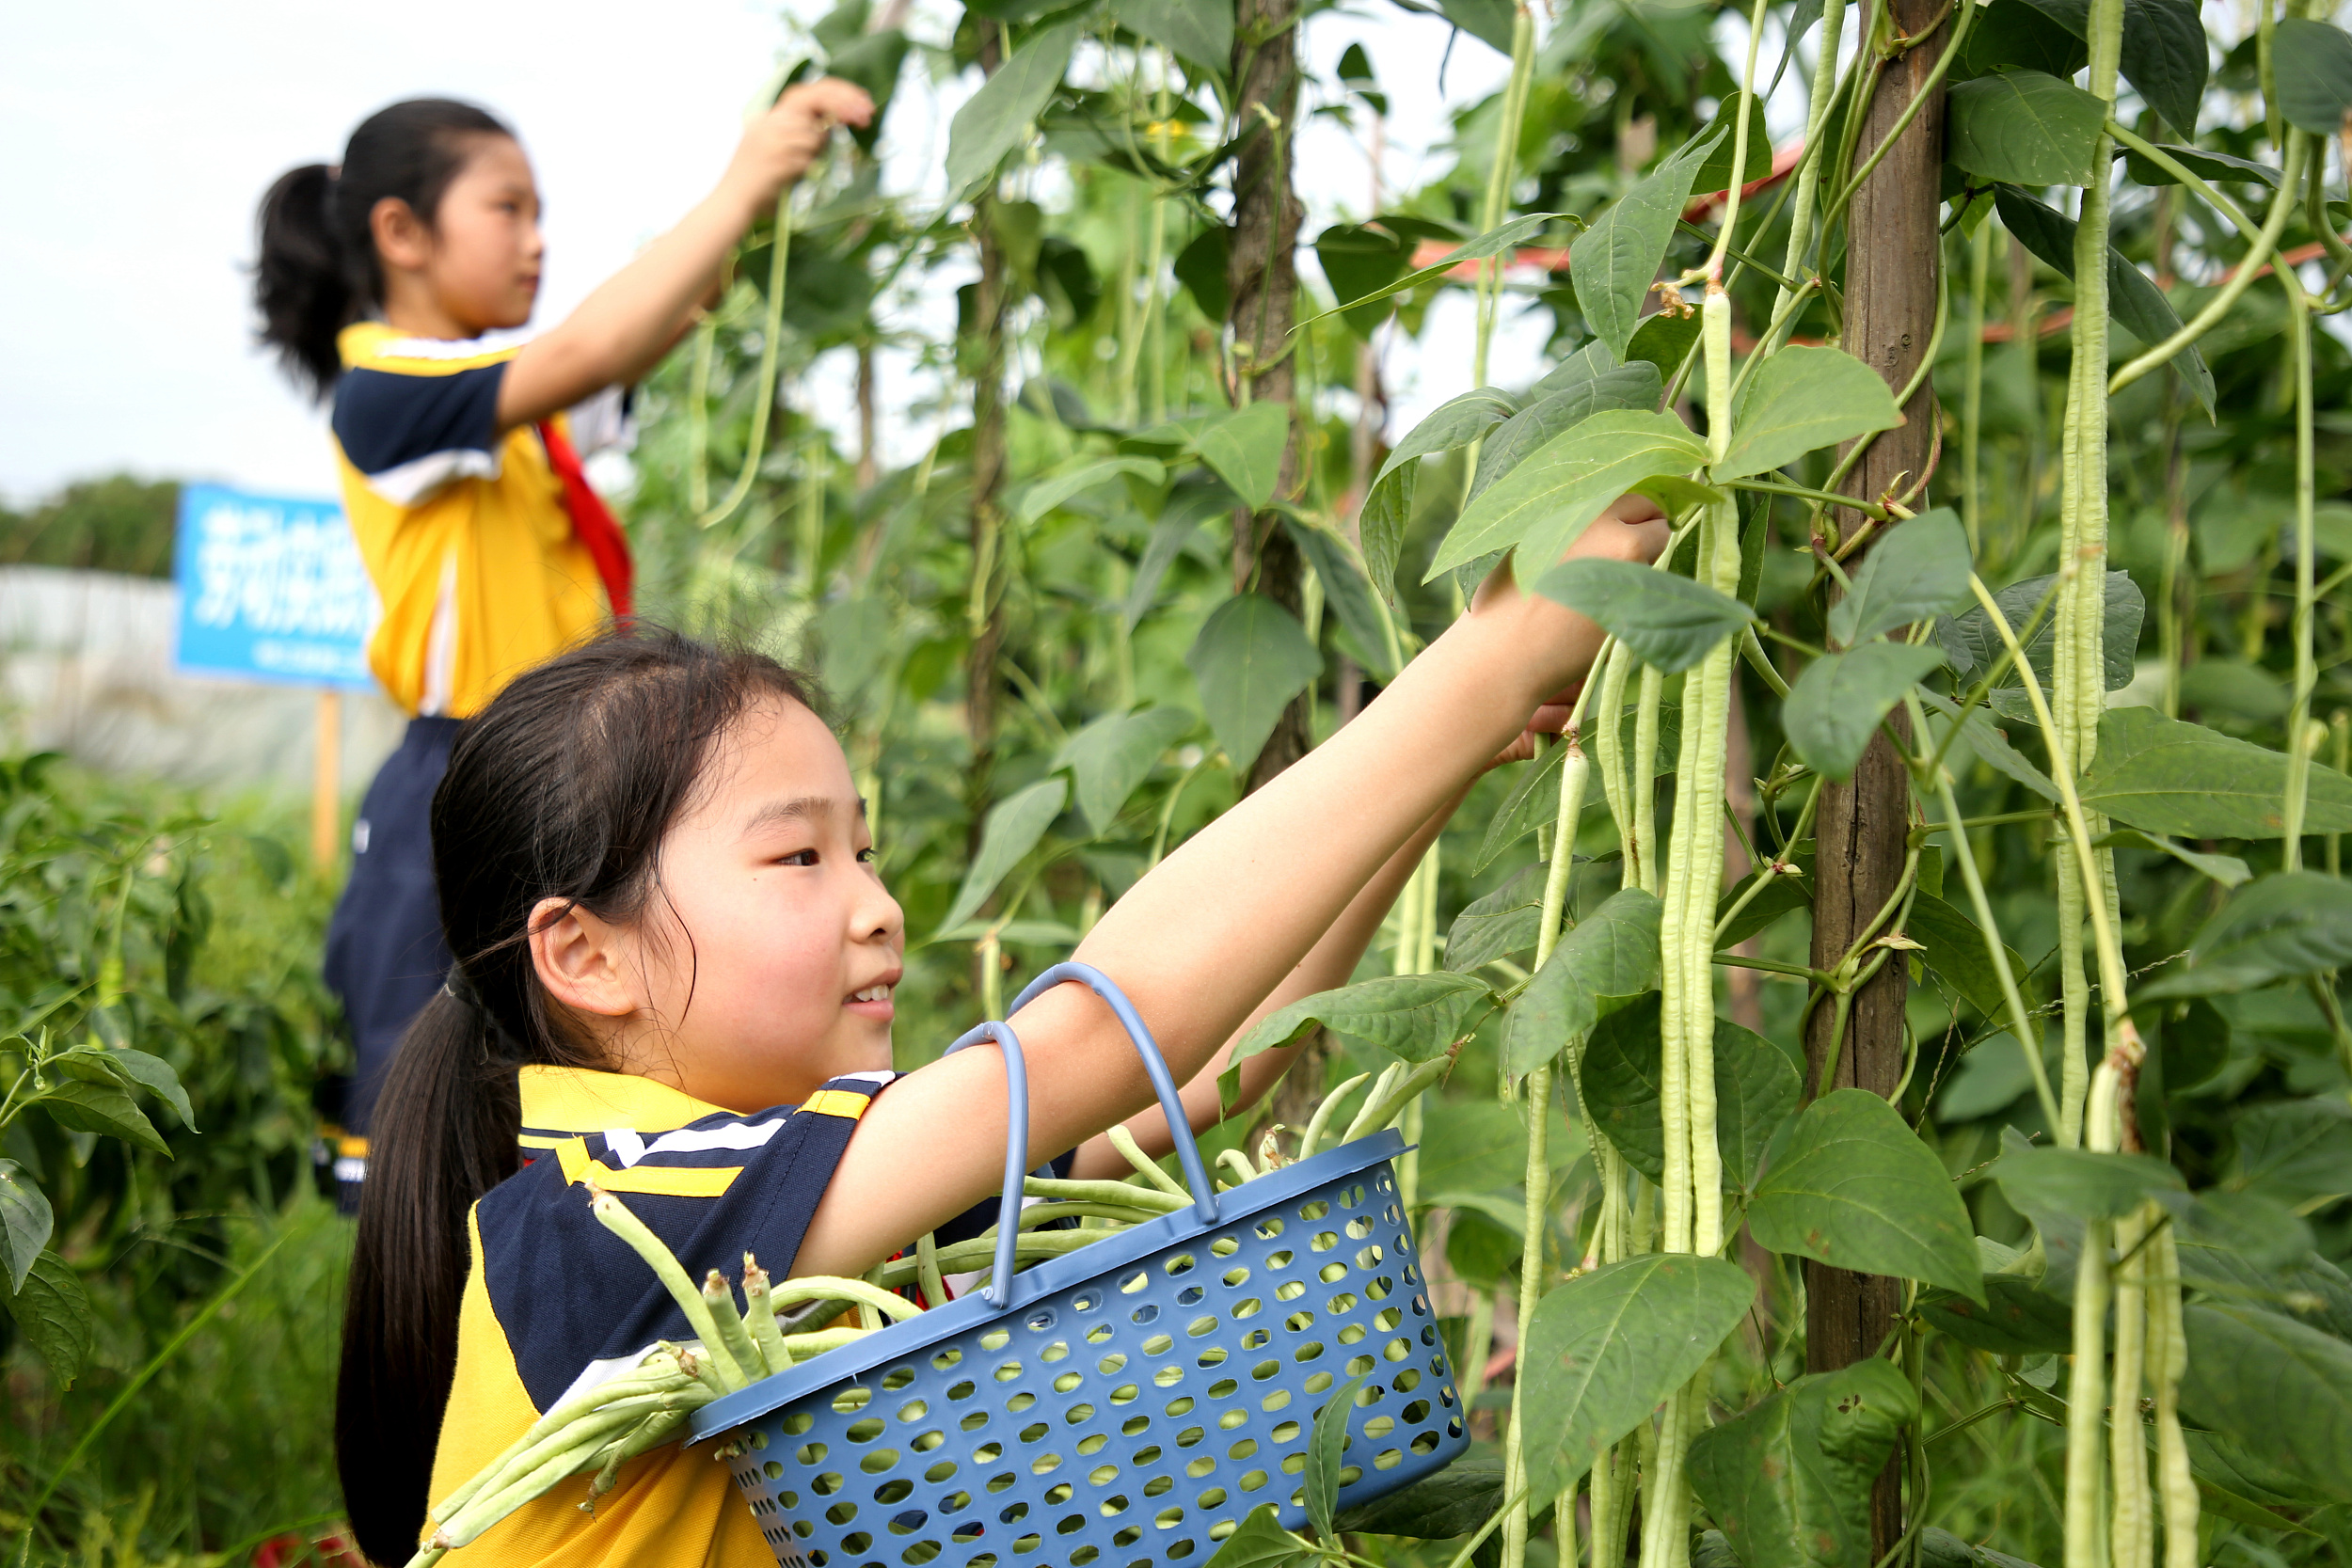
xmin=174 ymin=483 xmax=378 ymax=689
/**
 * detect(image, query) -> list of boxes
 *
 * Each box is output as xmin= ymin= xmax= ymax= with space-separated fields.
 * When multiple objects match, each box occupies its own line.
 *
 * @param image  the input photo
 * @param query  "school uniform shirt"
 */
xmin=428 ymin=1065 xmax=900 ymax=1568
xmin=330 ymin=323 xmax=623 ymax=718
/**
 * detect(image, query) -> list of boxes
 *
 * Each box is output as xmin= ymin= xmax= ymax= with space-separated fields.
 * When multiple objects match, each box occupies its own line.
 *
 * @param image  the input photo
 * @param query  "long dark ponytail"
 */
xmin=254 ymin=98 xmax=513 ymax=401
xmin=337 ymin=630 xmax=820 ymax=1564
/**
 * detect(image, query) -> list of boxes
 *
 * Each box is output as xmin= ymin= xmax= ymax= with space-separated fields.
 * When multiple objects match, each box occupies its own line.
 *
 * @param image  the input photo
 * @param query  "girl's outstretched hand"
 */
xmin=727 ymin=80 xmax=876 ymax=208
xmin=1478 ymin=490 xmax=1673 ymax=765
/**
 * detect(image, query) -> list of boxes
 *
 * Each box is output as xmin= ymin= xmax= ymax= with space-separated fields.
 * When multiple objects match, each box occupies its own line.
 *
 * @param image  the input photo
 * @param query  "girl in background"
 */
xmin=251 ymin=82 xmax=872 ymax=1205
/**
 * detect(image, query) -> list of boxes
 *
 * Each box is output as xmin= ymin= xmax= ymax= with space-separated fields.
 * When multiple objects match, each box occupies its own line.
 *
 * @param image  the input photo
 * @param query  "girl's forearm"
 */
xmin=496 ymin=183 xmax=760 ymax=431
xmin=1070 ymin=779 xmax=1470 ymax=1178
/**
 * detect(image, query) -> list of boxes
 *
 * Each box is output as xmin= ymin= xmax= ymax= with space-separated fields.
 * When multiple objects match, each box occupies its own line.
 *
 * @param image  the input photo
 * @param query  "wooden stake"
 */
xmin=312 ymin=689 xmax=342 ymax=868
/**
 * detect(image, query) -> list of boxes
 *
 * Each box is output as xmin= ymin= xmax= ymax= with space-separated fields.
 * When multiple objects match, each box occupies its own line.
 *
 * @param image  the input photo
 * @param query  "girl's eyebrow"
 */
xmin=739 ymin=795 xmax=866 ymax=837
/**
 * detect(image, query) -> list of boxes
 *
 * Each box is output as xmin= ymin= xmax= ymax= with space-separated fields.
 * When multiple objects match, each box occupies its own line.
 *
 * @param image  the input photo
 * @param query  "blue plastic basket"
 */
xmin=691 ymin=963 xmax=1470 ymax=1568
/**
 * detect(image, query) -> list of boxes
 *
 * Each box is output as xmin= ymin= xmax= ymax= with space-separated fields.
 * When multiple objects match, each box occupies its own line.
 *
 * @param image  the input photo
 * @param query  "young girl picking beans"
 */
xmin=340 ymin=498 xmax=1665 ymax=1568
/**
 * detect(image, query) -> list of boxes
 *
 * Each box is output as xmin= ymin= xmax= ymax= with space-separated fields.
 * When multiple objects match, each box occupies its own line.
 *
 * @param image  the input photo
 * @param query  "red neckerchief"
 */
xmin=536 ymin=420 xmax=633 ymax=621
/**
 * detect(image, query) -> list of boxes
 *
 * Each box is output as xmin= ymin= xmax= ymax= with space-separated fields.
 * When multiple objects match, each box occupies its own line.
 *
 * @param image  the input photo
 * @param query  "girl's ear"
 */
xmin=528 ymin=896 xmax=640 ymax=1020
xmin=370 ymin=195 xmax=435 ymax=273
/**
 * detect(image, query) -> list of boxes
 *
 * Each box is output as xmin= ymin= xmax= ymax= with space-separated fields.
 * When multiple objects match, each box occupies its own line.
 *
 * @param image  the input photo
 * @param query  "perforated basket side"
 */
xmin=720 ymin=1156 xmax=1468 ymax=1568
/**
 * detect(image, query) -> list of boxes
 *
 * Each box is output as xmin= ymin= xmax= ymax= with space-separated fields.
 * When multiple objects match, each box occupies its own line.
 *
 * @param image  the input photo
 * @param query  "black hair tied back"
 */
xmin=253 ymin=98 xmax=513 ymax=402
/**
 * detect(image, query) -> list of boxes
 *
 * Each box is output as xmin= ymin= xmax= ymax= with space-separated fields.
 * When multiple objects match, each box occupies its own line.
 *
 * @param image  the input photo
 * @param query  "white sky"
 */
xmin=0 ymin=0 xmax=1564 ymax=506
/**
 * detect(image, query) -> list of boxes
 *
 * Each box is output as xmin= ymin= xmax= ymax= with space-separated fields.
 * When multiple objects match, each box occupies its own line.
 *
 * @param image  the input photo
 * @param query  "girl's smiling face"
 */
xmin=535 ymin=696 xmax=905 ymax=1114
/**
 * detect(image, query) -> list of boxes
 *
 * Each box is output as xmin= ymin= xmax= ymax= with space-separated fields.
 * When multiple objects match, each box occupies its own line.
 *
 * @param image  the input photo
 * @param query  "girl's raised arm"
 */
xmin=797 ymin=500 xmax=1668 ymax=1279
xmin=492 ymin=80 xmax=872 ymax=433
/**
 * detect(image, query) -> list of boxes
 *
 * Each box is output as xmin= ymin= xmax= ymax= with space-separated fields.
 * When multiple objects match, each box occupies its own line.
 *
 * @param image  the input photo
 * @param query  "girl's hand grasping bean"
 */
xmin=725 ymin=80 xmax=875 ymax=210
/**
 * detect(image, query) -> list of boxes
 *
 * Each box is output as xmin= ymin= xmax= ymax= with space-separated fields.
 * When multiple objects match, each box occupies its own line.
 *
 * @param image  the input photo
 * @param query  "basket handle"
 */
xmin=943 ymin=962 xmax=1220 ymax=1308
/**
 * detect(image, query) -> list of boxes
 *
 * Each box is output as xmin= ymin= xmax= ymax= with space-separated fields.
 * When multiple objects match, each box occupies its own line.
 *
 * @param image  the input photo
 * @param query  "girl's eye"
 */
xmin=779 ymin=849 xmax=818 ymax=867
xmin=857 ymin=847 xmax=877 ymax=864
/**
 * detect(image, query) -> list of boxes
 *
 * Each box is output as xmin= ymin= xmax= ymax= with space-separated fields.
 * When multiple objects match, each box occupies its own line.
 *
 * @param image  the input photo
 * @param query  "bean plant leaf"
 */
xmin=1503 ymin=888 xmax=1663 ymax=1078
xmin=1947 ymin=70 xmax=2106 ymax=184
xmin=2122 ymin=141 xmax=2282 ymax=190
xmin=1315 ymin=223 xmax=1411 ymax=337
xmin=1915 ymin=1274 xmax=2075 ymax=1355
xmin=1185 ymin=594 xmax=1325 ymax=771
xmin=1297 ymin=211 xmax=1571 ymax=331
xmin=1227 ymin=974 xmax=1495 ymax=1085
xmin=1994 ymin=1148 xmax=2185 ymax=1220
xmin=0 ymin=1249 xmax=92 ymax=1389
xmin=1109 ymin=0 xmax=1233 ymax=75
xmin=1059 ymin=707 xmax=1195 ymax=836
xmin=1686 ymin=1358 xmax=1918 ymax=1568
xmin=945 ymin=22 xmax=1081 ymax=199
xmin=1580 ymin=998 xmax=1798 ymax=1191
xmin=0 ymin=1160 xmax=52 ymax=1293
xmin=2136 ymin=872 xmax=2352 ymax=1002
xmin=1906 ymin=894 xmax=2037 ymax=1024
xmin=1830 ymin=510 xmax=1971 ymax=646
xmin=1014 ymin=456 xmax=1167 ymax=523
xmin=70 ymin=1046 xmax=197 ymax=1132
xmin=2081 ymin=708 xmax=2352 ymax=839
xmin=1438 ymin=0 xmax=1518 ymax=52
xmin=1533 ymin=559 xmax=1756 ymax=673
xmin=1306 ymin=1372 xmax=1373 ymax=1539
xmin=1917 ymin=691 xmax=2060 ymax=803
xmin=1360 ymin=388 xmax=1520 ymax=600
xmin=1715 ymin=865 xmax=1814 ymax=950
xmin=1784 ymin=643 xmax=1947 ymax=783
xmin=2180 ymin=1305 xmax=2352 ymax=1503
xmin=2011 ymin=0 xmax=2207 ymax=133
xmin=40 ymin=1072 xmax=169 ymax=1155
xmin=1751 ymin=1088 xmax=1984 ymax=1301
xmin=1200 ymin=1503 xmax=1318 ymax=1568
xmin=1627 ymin=310 xmax=1704 ymax=376
xmin=1445 ymin=863 xmax=1550 ymax=974
xmin=2269 ymin=18 xmax=2352 ymax=135
xmin=1934 ymin=567 xmax=2143 ymax=699
xmin=2092 ymin=828 xmax=2251 ymax=888
xmin=1282 ymin=517 xmax=1396 ymax=681
xmin=1334 ymin=1459 xmax=1506 ymax=1538
xmin=1994 ymin=185 xmax=2214 ymax=413
xmin=1716 ymin=346 xmax=1903 ymax=482
xmin=1687 ymin=93 xmax=1778 ymax=194
xmin=2159 ymin=1188 xmax=2316 ymax=1273
xmin=1474 ymin=739 xmax=1571 ymax=873
xmin=935 ymin=778 xmax=1068 ymax=937
xmin=1196 ymin=402 xmax=1292 ymax=512
xmin=1956 ymin=0 xmax=2089 ymax=80
xmin=1570 ymin=125 xmax=1728 ymax=356
xmin=1470 ymin=364 xmax=1665 ymax=505
xmin=1430 ymin=411 xmax=1709 ymax=581
xmin=1125 ymin=476 xmax=1230 ymax=630
xmin=2227 ymin=1099 xmax=2352 ymax=1207
xmin=1518 ymin=1253 xmax=1758 ymax=1499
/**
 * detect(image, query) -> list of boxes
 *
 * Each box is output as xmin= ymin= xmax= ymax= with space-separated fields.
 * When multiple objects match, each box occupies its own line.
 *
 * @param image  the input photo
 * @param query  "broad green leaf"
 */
xmin=1174 ymin=226 xmax=1230 ymax=320
xmin=2010 ymin=0 xmax=2206 ymax=134
xmin=2180 ymin=1305 xmax=2352 ymax=1503
xmin=2122 ymin=141 xmax=2282 ymax=190
xmin=1687 ymin=93 xmax=1777 ymax=194
xmin=1200 ymin=1503 xmax=1318 ymax=1568
xmin=0 ymin=1250 xmax=92 ymax=1389
xmin=1470 ymin=365 xmax=1664 ymax=504
xmin=1686 ymin=1359 xmax=1917 ymax=1568
xmin=934 ymin=779 xmax=1067 ymax=938
xmin=1473 ymin=738 xmax=1570 ymax=873
xmin=1994 ymin=1147 xmax=2185 ymax=1221
xmin=2159 ymin=1188 xmax=2317 ymax=1272
xmin=945 ymin=23 xmax=1081 ymax=199
xmin=1830 ymin=510 xmax=1971 ymax=646
xmin=1784 ymin=643 xmax=1947 ymax=783
xmin=1315 ymin=223 xmax=1411 ymax=337
xmin=1715 ymin=864 xmax=1813 ymax=950
xmin=1916 ymin=1274 xmax=2075 ymax=1355
xmin=1518 ymin=1253 xmax=1757 ymax=1499
xmin=1282 ymin=516 xmax=1396 ymax=680
xmin=1504 ymin=888 xmax=1663 ymax=1078
xmin=2227 ymin=1099 xmax=2352 ymax=1206
xmin=1716 ymin=346 xmax=1903 ymax=482
xmin=1580 ymin=998 xmax=1797 ymax=1191
xmin=824 ymin=30 xmax=912 ymax=151
xmin=1060 ymin=706 xmax=1194 ymax=836
xmin=2081 ymin=709 xmax=2352 ymax=840
xmin=1306 ymin=1372 xmax=1372 ymax=1539
xmin=1934 ymin=567 xmax=2143 ymax=697
xmin=2272 ymin=18 xmax=2352 ymax=134
xmin=811 ymin=596 xmax=893 ymax=705
xmin=1360 ymin=388 xmax=1519 ymax=600
xmin=39 ymin=1073 xmax=168 ymax=1155
xmin=1185 ymin=593 xmax=1325 ymax=771
xmin=1627 ymin=309 xmax=1703 ymax=376
xmin=1109 ymin=0 xmax=1233 ymax=74
xmin=1907 ymin=893 xmax=2037 ymax=1023
xmin=1298 ymin=211 xmax=1570 ymax=331
xmin=1334 ymin=1458 xmax=1505 ymax=1538
xmin=1956 ymin=0 xmax=2088 ymax=81
xmin=2093 ymin=828 xmax=2251 ymax=888
xmin=1429 ymin=410 xmax=1708 ymax=582
xmin=1533 ymin=559 xmax=1755 ymax=673
xmin=67 ymin=1046 xmax=198 ymax=1132
xmin=1196 ymin=401 xmax=1291 ymax=511
xmin=1437 ymin=0 xmax=1517 ymax=53
xmin=1917 ymin=691 xmax=2060 ymax=802
xmin=1994 ymin=185 xmax=2214 ymax=413
xmin=1123 ymin=476 xmax=1227 ymax=630
xmin=1570 ymin=126 xmax=1728 ymax=356
xmin=1444 ymin=863 xmax=1550 ymax=974
xmin=1946 ymin=70 xmax=2106 ymax=184
xmin=2178 ymin=658 xmax=2290 ymax=723
xmin=1228 ymin=974 xmax=1495 ymax=1076
xmin=0 ymin=1160 xmax=52 ymax=1293
xmin=1751 ymin=1088 xmax=1984 ymax=1301
xmin=1013 ymin=455 xmax=1166 ymax=522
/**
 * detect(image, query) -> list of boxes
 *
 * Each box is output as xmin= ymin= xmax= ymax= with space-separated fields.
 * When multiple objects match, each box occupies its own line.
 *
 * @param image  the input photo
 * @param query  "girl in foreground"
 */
xmin=340 ymin=502 xmax=1664 ymax=1568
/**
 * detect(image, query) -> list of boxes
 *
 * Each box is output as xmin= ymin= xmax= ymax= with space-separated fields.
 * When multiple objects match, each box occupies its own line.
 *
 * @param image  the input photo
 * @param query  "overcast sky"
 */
xmin=0 ymin=1 xmax=1551 ymax=506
